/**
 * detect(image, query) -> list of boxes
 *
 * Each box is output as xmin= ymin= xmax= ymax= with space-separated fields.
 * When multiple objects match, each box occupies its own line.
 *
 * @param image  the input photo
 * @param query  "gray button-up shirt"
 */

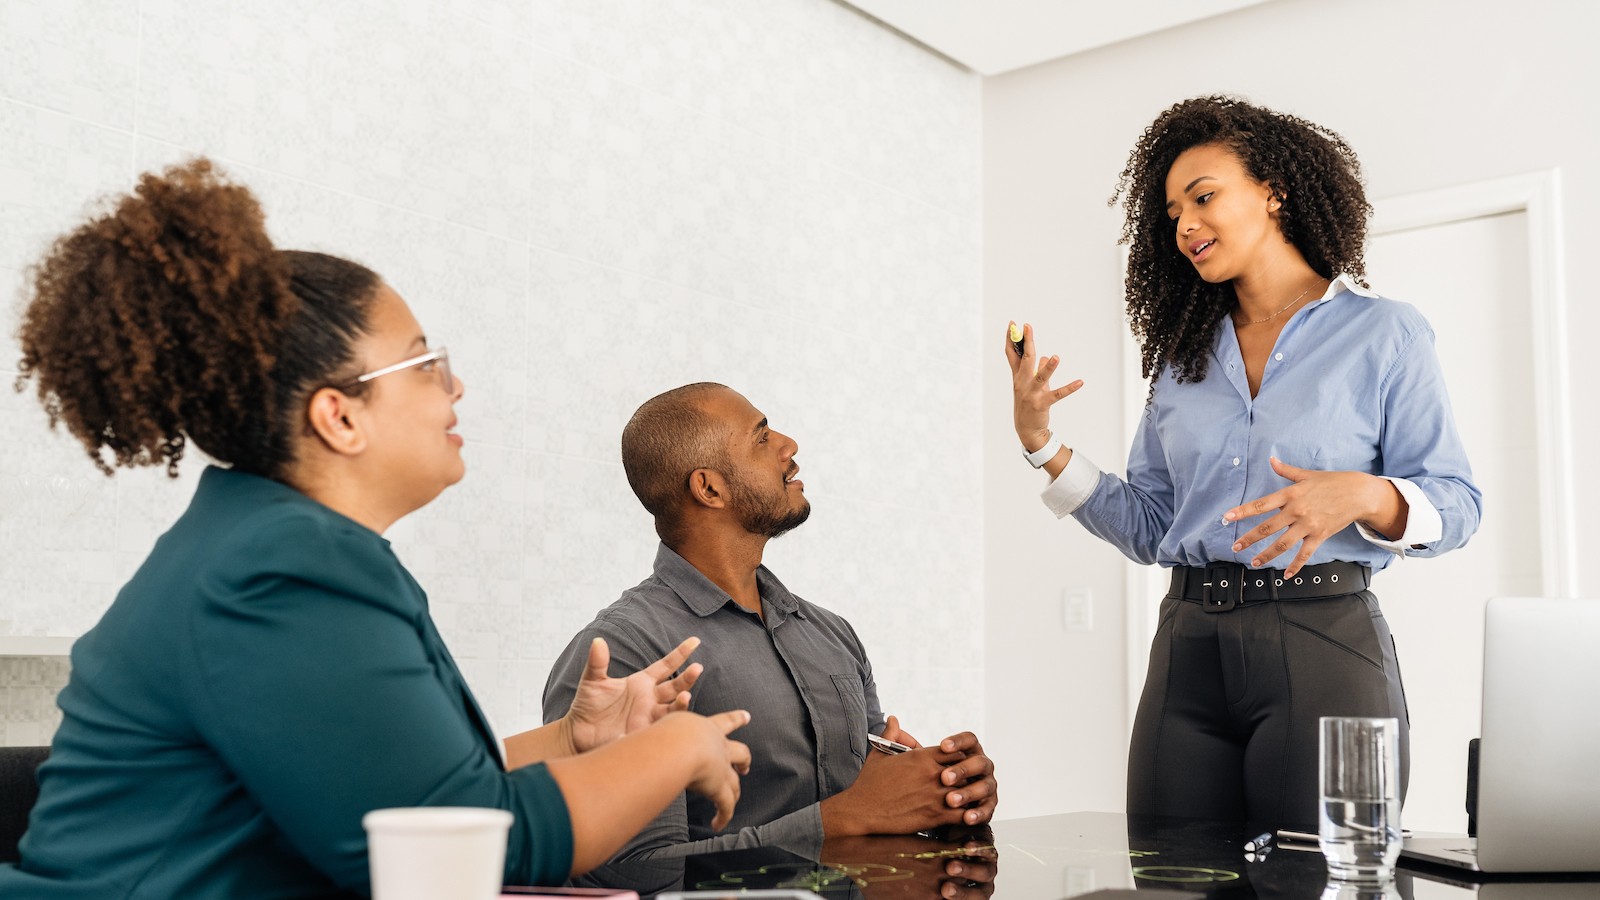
xmin=543 ymin=543 xmax=884 ymax=875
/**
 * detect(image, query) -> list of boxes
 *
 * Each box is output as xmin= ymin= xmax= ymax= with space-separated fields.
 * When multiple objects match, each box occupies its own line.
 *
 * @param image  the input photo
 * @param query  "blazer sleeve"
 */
xmin=187 ymin=509 xmax=573 ymax=892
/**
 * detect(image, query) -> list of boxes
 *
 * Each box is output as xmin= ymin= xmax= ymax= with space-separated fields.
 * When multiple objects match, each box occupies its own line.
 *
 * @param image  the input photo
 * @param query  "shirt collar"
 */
xmin=1308 ymin=272 xmax=1379 ymax=307
xmin=1210 ymin=273 xmax=1378 ymax=358
xmin=651 ymin=543 xmax=801 ymax=619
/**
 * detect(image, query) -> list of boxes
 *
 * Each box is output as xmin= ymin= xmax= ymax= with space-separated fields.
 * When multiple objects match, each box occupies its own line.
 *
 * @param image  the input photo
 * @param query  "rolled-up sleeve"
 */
xmin=1372 ymin=326 xmax=1483 ymax=557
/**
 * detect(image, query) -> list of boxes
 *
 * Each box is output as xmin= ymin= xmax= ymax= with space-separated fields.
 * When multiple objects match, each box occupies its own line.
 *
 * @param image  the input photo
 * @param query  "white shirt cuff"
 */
xmin=1040 ymin=450 xmax=1102 ymax=518
xmin=1357 ymin=476 xmax=1442 ymax=554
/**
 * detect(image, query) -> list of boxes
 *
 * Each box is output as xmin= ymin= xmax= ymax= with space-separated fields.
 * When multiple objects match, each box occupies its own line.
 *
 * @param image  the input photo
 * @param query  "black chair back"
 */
xmin=0 ymin=746 xmax=50 ymax=865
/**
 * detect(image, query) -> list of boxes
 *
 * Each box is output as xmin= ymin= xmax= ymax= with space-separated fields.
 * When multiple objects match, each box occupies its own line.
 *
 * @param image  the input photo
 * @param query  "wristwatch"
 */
xmin=1023 ymin=433 xmax=1063 ymax=468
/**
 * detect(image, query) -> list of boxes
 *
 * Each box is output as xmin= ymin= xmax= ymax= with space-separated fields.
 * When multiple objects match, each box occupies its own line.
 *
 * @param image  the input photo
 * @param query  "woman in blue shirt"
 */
xmin=1006 ymin=97 xmax=1481 ymax=828
xmin=1 ymin=158 xmax=752 ymax=898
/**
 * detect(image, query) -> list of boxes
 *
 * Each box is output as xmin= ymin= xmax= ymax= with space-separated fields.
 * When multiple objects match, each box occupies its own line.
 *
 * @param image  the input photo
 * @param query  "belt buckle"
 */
xmin=1201 ymin=564 xmax=1239 ymax=613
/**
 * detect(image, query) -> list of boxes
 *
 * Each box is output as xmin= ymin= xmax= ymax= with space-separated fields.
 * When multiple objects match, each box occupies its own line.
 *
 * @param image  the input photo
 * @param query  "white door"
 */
xmin=1363 ymin=210 xmax=1542 ymax=832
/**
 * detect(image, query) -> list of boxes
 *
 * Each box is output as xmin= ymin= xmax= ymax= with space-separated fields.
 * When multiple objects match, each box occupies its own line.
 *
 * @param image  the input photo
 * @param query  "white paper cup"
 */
xmin=363 ymin=807 xmax=513 ymax=900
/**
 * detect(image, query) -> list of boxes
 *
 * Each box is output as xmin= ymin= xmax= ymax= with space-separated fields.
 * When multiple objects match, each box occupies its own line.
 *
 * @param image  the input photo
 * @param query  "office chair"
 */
xmin=0 ymin=746 xmax=49 ymax=864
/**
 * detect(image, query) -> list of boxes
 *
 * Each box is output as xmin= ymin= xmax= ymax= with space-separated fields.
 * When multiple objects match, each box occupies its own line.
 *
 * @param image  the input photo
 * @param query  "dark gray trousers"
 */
xmin=1127 ymin=588 xmax=1410 ymax=829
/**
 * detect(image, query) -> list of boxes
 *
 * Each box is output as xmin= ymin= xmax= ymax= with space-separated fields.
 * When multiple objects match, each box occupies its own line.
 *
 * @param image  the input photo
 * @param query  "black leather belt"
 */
xmin=1169 ymin=561 xmax=1371 ymax=613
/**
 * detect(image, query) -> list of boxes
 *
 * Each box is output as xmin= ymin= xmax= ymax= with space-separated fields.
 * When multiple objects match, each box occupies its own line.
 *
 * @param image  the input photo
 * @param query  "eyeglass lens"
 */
xmin=435 ymin=353 xmax=454 ymax=394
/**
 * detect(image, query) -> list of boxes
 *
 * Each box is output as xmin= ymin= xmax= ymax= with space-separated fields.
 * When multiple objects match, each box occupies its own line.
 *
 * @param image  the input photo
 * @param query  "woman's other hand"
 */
xmin=1005 ymin=321 xmax=1083 ymax=454
xmin=564 ymin=636 xmax=703 ymax=754
xmin=678 ymin=709 xmax=752 ymax=832
xmin=554 ymin=707 xmax=751 ymax=874
xmin=1224 ymin=457 xmax=1409 ymax=577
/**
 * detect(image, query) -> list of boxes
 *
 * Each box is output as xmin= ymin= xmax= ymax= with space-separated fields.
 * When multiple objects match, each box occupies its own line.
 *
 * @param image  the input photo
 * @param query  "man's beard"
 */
xmin=726 ymin=470 xmax=811 ymax=539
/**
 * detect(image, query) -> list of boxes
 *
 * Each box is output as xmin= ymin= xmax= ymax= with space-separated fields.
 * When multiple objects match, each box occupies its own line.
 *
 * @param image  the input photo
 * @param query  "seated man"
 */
xmin=543 ymin=382 xmax=997 ymax=874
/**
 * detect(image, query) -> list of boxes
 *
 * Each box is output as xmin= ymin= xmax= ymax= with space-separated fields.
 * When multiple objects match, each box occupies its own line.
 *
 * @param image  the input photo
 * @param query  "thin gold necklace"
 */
xmin=1234 ymin=282 xmax=1322 ymax=327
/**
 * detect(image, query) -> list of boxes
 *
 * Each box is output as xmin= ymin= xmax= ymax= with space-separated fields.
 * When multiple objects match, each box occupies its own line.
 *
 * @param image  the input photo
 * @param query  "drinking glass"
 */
xmin=1320 ymin=879 xmax=1402 ymax=900
xmin=1319 ymin=716 xmax=1402 ymax=882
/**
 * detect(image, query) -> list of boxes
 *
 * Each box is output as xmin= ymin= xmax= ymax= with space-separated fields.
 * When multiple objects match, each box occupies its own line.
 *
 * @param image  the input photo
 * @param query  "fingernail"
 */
xmin=951 ymin=793 xmax=963 ymax=805
xmin=1251 ymin=559 xmax=1261 ymax=567
xmin=950 ymin=863 xmax=963 ymax=876
xmin=1232 ymin=542 xmax=1242 ymax=552
xmin=1223 ymin=513 xmax=1235 ymax=522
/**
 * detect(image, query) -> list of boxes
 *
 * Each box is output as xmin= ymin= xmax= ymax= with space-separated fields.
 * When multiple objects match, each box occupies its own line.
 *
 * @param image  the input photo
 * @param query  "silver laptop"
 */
xmin=1400 ymin=597 xmax=1600 ymax=873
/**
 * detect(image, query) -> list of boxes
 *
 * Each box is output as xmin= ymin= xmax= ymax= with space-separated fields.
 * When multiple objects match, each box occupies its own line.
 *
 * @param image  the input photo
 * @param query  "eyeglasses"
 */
xmin=339 ymin=347 xmax=454 ymax=395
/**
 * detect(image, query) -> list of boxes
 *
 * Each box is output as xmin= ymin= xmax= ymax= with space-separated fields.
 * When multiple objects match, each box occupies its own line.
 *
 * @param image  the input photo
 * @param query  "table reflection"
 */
xmin=585 ymin=812 xmax=1596 ymax=900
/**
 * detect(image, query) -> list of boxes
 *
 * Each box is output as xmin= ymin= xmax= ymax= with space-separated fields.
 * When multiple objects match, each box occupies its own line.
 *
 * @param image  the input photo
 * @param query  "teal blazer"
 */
xmin=0 ymin=467 xmax=572 ymax=898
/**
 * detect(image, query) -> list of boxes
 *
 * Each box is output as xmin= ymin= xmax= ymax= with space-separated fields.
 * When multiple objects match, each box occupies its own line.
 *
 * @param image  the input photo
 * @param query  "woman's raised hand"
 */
xmin=1005 ymin=321 xmax=1083 ymax=452
xmin=564 ymin=636 xmax=703 ymax=754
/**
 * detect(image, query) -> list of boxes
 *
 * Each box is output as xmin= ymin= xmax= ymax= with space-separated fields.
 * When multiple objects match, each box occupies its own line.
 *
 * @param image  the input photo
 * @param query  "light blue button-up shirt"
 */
xmin=1043 ymin=276 xmax=1482 ymax=572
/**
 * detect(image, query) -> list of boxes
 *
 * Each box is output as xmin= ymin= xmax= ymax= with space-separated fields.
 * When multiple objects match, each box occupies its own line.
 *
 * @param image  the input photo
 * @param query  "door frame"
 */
xmin=1120 ymin=169 xmax=1574 ymax=729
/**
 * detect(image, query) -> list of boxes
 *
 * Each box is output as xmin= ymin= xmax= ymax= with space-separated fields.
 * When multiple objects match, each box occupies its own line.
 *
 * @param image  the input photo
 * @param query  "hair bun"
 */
xmin=16 ymin=157 xmax=299 ymax=475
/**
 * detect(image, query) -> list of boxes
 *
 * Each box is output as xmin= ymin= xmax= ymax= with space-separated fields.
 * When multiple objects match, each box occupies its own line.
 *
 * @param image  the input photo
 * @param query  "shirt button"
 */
xmin=1274 ymin=353 xmax=1284 ymax=361
xmin=1232 ymin=457 xmax=1241 ymax=466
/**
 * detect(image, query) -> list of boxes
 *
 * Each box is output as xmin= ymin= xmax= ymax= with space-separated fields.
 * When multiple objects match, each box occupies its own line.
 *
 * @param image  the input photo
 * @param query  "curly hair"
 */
xmin=14 ymin=158 xmax=378 ymax=480
xmin=1110 ymin=96 xmax=1372 ymax=387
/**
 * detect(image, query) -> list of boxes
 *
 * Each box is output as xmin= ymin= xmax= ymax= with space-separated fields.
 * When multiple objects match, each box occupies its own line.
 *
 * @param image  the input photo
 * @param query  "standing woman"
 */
xmin=1 ymin=159 xmax=750 ymax=898
xmin=1006 ymin=96 xmax=1481 ymax=827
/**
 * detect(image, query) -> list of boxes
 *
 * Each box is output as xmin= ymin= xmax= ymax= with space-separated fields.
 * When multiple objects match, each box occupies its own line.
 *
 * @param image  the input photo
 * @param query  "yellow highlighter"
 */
xmin=1009 ymin=322 xmax=1025 ymax=358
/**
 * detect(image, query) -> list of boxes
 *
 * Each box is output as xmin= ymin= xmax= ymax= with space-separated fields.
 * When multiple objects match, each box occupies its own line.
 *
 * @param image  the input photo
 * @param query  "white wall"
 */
xmin=983 ymin=0 xmax=1600 ymax=818
xmin=0 ymin=0 xmax=984 ymax=749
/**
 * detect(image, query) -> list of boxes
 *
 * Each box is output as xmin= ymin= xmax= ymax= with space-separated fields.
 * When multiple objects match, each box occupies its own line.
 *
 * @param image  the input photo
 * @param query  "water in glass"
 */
xmin=1320 ymin=796 xmax=1401 ymax=881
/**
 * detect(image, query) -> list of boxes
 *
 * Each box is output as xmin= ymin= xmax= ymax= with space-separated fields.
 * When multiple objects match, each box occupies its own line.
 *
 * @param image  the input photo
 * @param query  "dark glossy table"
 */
xmin=602 ymin=812 xmax=1599 ymax=900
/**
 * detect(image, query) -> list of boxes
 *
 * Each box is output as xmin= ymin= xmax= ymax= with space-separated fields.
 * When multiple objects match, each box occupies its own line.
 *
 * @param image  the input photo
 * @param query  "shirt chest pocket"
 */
xmin=829 ymin=673 xmax=869 ymax=764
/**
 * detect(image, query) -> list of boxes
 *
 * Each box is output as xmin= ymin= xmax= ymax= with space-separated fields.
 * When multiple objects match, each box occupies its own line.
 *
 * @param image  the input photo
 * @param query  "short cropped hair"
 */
xmin=621 ymin=383 xmax=733 ymax=527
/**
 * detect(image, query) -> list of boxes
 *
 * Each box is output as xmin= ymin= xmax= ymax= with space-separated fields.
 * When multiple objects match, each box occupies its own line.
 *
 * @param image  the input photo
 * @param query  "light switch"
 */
xmin=1063 ymin=588 xmax=1093 ymax=631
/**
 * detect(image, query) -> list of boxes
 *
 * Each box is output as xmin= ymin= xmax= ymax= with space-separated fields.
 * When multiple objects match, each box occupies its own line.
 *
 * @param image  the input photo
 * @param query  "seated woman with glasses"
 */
xmin=0 ymin=159 xmax=751 ymax=899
